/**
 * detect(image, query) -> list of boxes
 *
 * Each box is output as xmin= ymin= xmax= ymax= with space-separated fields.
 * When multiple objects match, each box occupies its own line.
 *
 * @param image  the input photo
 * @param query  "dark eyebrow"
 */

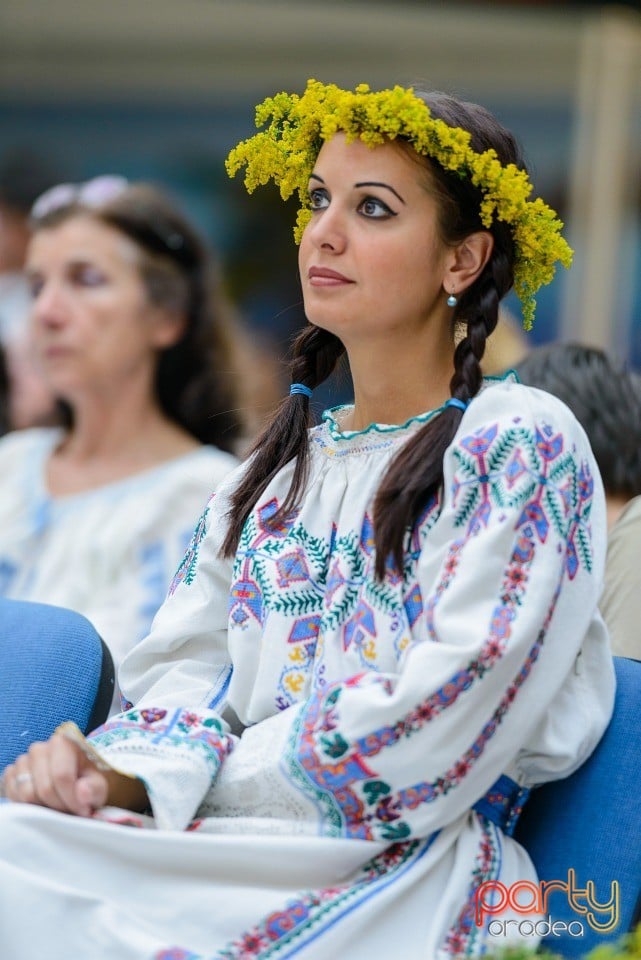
xmin=355 ymin=181 xmax=406 ymax=205
xmin=309 ymin=173 xmax=405 ymax=205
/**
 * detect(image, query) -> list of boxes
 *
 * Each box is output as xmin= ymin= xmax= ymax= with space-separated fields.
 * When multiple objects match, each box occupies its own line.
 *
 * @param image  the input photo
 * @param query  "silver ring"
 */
xmin=14 ymin=773 xmax=33 ymax=788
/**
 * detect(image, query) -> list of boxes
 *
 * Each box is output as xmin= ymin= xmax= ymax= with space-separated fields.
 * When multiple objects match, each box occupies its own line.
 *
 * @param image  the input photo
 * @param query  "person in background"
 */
xmin=0 ymin=342 xmax=9 ymax=437
xmin=0 ymin=176 xmax=243 ymax=705
xmin=514 ymin=342 xmax=641 ymax=529
xmin=0 ymin=149 xmax=60 ymax=429
xmin=600 ymin=493 xmax=641 ymax=660
xmin=514 ymin=341 xmax=641 ymax=658
xmin=0 ymin=81 xmax=614 ymax=959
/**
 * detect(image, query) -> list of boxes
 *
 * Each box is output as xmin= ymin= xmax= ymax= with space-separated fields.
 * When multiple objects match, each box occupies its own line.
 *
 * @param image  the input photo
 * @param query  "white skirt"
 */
xmin=0 ymin=799 xmax=534 ymax=960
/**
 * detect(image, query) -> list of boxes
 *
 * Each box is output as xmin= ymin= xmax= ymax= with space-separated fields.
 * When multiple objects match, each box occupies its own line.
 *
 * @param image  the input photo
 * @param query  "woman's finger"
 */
xmin=74 ymin=768 xmax=110 ymax=815
xmin=3 ymin=734 xmax=136 ymax=816
xmin=3 ymin=756 xmax=37 ymax=804
xmin=45 ymin=734 xmax=108 ymax=816
xmin=26 ymin=739 xmax=75 ymax=812
xmin=5 ymin=736 xmax=108 ymax=817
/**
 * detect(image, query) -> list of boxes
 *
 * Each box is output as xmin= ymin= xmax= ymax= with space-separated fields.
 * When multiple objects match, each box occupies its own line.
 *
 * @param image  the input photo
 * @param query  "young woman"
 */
xmin=0 ymin=177 xmax=242 ymax=700
xmin=0 ymin=83 xmax=614 ymax=959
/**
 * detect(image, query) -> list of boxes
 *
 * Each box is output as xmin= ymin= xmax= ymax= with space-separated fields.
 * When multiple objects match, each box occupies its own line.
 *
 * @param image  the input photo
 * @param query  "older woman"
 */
xmin=0 ymin=177 xmax=242 ymax=699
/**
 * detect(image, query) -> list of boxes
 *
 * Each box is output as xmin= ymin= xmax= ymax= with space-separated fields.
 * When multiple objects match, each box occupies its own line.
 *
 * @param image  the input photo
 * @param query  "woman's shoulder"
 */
xmin=440 ymin=374 xmax=607 ymax=538
xmin=167 ymin=444 xmax=240 ymax=482
xmin=129 ymin=445 xmax=241 ymax=509
xmin=444 ymin=374 xmax=600 ymax=486
xmin=73 ymin=448 xmax=242 ymax=544
xmin=0 ymin=426 xmax=61 ymax=462
xmin=466 ymin=373 xmax=589 ymax=440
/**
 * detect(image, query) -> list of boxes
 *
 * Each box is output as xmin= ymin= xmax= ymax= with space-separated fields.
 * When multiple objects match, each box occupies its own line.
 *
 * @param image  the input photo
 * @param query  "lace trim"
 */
xmin=321 ymin=403 xmax=442 ymax=442
xmin=313 ymin=372 xmax=517 ymax=459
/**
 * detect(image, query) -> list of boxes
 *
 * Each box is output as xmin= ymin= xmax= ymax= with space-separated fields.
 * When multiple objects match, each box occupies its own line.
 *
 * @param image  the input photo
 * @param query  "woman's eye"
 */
xmin=73 ymin=266 xmax=105 ymax=287
xmin=309 ymin=188 xmax=329 ymax=211
xmin=359 ymin=197 xmax=395 ymax=219
xmin=28 ymin=277 xmax=44 ymax=298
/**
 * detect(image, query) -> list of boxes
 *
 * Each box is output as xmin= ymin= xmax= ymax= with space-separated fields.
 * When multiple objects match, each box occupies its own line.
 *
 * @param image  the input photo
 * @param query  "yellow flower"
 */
xmin=225 ymin=79 xmax=574 ymax=330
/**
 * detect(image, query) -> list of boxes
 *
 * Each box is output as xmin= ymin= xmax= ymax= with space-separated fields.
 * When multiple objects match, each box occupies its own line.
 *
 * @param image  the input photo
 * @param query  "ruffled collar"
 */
xmin=322 ymin=403 xmax=443 ymax=442
xmin=312 ymin=372 xmax=517 ymax=458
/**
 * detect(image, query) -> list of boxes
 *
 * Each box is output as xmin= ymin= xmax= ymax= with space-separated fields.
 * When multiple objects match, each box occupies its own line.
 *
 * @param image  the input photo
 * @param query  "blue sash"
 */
xmin=472 ymin=774 xmax=530 ymax=836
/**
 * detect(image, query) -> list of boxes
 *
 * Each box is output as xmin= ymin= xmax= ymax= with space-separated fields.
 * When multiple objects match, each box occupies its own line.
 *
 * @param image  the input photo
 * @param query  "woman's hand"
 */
xmin=2 ymin=730 xmax=148 ymax=817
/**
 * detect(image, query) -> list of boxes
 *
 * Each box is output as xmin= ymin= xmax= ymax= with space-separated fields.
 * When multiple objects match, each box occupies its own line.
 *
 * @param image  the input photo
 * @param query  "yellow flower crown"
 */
xmin=226 ymin=79 xmax=573 ymax=330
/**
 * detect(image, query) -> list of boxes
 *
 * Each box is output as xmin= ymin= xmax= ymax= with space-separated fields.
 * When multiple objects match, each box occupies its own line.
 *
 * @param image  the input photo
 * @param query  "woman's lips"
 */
xmin=308 ymin=266 xmax=354 ymax=286
xmin=43 ymin=346 xmax=72 ymax=359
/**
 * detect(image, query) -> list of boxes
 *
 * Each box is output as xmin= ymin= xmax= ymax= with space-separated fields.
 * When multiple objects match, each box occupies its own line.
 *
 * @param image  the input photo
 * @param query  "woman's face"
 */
xmin=25 ymin=215 xmax=178 ymax=403
xmin=298 ymin=134 xmax=452 ymax=347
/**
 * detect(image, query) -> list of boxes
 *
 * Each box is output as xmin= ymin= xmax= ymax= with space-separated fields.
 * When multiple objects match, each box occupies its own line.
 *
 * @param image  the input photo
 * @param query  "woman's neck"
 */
xmin=341 ymin=330 xmax=455 ymax=432
xmin=45 ymin=388 xmax=198 ymax=497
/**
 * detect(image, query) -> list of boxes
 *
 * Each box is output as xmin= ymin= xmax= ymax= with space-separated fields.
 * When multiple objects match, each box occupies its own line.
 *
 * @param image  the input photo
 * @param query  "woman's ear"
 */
xmin=444 ymin=231 xmax=494 ymax=294
xmin=150 ymin=309 xmax=187 ymax=350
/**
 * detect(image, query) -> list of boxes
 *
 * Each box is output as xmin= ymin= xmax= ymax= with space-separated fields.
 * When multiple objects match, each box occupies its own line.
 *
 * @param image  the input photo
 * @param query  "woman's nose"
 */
xmin=32 ymin=281 xmax=67 ymax=327
xmin=308 ymin=207 xmax=347 ymax=254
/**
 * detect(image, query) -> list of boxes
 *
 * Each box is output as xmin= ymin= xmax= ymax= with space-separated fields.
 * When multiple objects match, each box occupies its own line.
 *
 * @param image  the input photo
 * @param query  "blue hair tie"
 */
xmin=290 ymin=383 xmax=313 ymax=399
xmin=444 ymin=397 xmax=469 ymax=413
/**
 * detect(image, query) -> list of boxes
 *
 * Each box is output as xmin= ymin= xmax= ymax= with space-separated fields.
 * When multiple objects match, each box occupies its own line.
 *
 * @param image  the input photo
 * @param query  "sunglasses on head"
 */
xmin=30 ymin=174 xmax=197 ymax=268
xmin=30 ymin=175 xmax=129 ymax=221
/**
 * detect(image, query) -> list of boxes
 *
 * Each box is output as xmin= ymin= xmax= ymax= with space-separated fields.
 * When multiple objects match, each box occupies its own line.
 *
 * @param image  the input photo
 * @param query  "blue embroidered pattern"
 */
xmin=276 ymin=416 xmax=594 ymax=841
xmin=168 ymin=500 xmax=212 ymax=596
xmin=154 ymin=838 xmax=432 ymax=960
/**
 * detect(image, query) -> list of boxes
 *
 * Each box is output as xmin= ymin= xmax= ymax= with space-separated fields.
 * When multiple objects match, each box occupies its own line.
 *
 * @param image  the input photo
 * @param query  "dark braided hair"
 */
xmin=223 ymin=91 xmax=524 ymax=573
xmin=222 ymin=325 xmax=344 ymax=555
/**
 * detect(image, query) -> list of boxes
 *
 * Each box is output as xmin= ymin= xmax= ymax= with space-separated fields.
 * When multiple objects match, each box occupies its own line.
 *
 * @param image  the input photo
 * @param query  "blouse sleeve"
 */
xmin=265 ymin=386 xmax=616 ymax=842
xmin=88 ymin=469 xmax=243 ymax=830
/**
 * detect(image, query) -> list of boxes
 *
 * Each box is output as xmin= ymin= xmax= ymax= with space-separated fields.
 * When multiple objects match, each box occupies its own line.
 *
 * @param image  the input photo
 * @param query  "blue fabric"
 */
xmin=472 ymin=773 xmax=530 ymax=836
xmin=0 ymin=598 xmax=113 ymax=772
xmin=514 ymin=656 xmax=641 ymax=956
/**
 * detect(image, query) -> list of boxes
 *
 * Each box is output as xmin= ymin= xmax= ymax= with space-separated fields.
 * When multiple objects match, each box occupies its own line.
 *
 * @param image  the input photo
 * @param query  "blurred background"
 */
xmin=1 ymin=0 xmax=639 ymax=399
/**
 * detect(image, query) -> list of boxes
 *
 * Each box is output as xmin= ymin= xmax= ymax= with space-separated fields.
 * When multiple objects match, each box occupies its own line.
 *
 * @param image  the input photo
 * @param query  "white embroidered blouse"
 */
xmin=0 ymin=377 xmax=616 ymax=959
xmin=0 ymin=427 xmax=238 ymax=680
xmin=97 ymin=377 xmax=614 ymax=846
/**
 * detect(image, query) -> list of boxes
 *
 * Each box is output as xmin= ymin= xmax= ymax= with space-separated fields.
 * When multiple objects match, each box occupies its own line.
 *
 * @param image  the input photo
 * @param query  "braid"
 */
xmin=450 ymin=250 xmax=507 ymax=402
xmin=222 ymin=326 xmax=344 ymax=557
xmin=290 ymin=325 xmax=346 ymax=387
xmin=373 ymin=252 xmax=509 ymax=580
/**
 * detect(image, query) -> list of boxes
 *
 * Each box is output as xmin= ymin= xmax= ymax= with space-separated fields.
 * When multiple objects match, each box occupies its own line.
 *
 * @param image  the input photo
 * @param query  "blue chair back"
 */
xmin=514 ymin=656 xmax=641 ymax=956
xmin=0 ymin=598 xmax=114 ymax=771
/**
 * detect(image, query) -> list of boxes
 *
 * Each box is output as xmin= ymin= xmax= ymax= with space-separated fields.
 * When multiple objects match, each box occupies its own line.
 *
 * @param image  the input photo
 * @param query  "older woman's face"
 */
xmin=25 ymin=214 xmax=174 ymax=404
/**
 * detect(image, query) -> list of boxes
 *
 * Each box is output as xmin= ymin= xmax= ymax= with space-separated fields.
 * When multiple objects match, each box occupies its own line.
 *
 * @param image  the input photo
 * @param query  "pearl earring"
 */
xmin=447 ymin=293 xmax=457 ymax=307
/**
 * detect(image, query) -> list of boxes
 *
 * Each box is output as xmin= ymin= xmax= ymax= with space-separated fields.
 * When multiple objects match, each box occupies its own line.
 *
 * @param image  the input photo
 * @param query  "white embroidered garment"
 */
xmin=0 ymin=379 xmax=615 ymax=959
xmin=0 ymin=427 xmax=237 ymax=685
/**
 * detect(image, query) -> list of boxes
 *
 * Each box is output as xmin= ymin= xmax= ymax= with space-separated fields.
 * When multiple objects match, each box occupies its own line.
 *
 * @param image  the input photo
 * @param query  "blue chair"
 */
xmin=0 ymin=598 xmax=114 ymax=771
xmin=514 ymin=656 xmax=641 ymax=956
